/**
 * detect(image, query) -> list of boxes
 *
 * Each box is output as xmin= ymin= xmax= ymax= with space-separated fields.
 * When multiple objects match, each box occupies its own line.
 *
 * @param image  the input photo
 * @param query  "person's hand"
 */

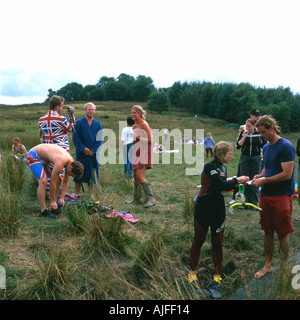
xmin=237 ymin=175 xmax=249 ymax=184
xmin=58 ymin=198 xmax=65 ymax=207
xmin=67 ymin=106 xmax=75 ymax=114
xmin=239 ymin=125 xmax=244 ymax=133
xmin=50 ymin=201 xmax=58 ymax=210
xmin=252 ymin=177 xmax=265 ymax=188
xmin=83 ymin=147 xmax=90 ymax=156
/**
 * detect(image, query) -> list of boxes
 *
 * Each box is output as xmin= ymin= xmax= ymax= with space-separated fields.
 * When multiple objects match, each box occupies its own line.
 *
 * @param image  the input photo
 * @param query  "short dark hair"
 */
xmin=251 ymin=109 xmax=261 ymax=116
xmin=71 ymin=161 xmax=84 ymax=178
xmin=127 ymin=116 xmax=135 ymax=126
xmin=49 ymin=95 xmax=64 ymax=110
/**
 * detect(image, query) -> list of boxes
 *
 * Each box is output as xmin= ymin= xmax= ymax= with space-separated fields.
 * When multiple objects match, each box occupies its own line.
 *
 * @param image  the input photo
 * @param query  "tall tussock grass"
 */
xmin=64 ymin=205 xmax=91 ymax=233
xmin=129 ymin=231 xmax=164 ymax=281
xmin=83 ymin=216 xmax=127 ymax=254
xmin=0 ymin=156 xmax=26 ymax=237
xmin=0 ymin=184 xmax=20 ymax=237
xmin=13 ymin=246 xmax=77 ymax=300
xmin=0 ymin=156 xmax=28 ymax=193
xmin=0 ymin=124 xmax=25 ymax=133
xmin=183 ymin=190 xmax=195 ymax=219
xmin=64 ymin=204 xmax=130 ymax=255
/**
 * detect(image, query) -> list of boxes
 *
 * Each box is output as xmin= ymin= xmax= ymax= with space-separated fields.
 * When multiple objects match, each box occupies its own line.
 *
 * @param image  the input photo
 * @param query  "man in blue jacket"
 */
xmin=72 ymin=102 xmax=103 ymax=197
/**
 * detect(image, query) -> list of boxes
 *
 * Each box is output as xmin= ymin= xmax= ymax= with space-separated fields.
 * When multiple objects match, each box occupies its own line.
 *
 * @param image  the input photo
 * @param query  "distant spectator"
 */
xmin=153 ymin=143 xmax=165 ymax=153
xmin=11 ymin=137 xmax=27 ymax=159
xmin=204 ymin=132 xmax=214 ymax=158
xmin=164 ymin=128 xmax=168 ymax=142
xmin=120 ymin=116 xmax=135 ymax=179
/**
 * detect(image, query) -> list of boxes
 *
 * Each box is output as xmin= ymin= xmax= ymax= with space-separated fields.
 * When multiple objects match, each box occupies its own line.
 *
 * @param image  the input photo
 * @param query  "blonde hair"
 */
xmin=132 ymin=105 xmax=146 ymax=119
xmin=213 ymin=141 xmax=233 ymax=163
xmin=84 ymin=102 xmax=96 ymax=111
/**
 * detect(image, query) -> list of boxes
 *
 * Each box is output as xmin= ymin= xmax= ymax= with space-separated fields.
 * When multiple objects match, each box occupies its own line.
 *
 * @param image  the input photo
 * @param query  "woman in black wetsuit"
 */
xmin=188 ymin=141 xmax=249 ymax=296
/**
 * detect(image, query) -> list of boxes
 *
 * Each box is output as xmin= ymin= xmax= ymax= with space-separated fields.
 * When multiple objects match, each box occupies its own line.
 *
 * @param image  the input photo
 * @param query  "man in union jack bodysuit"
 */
xmin=38 ymin=95 xmax=75 ymax=196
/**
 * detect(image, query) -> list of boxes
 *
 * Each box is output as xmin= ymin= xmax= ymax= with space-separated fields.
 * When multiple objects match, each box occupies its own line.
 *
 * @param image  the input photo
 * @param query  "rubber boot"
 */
xmin=126 ymin=183 xmax=142 ymax=204
xmin=141 ymin=182 xmax=157 ymax=208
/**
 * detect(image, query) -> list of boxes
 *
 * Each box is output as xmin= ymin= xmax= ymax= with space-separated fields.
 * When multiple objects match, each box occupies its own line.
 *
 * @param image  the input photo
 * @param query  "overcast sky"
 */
xmin=1 ymin=0 xmax=300 ymax=104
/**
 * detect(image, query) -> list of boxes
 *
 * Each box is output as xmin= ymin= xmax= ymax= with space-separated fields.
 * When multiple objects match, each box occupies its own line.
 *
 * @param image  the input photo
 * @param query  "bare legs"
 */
xmin=37 ymin=177 xmax=48 ymax=212
xmin=254 ymin=231 xmax=290 ymax=279
xmin=133 ymin=167 xmax=146 ymax=184
xmin=37 ymin=176 xmax=62 ymax=211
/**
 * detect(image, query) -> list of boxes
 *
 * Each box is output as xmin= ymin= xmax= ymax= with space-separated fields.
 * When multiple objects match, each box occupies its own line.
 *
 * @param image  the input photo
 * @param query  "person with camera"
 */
xmin=38 ymin=95 xmax=76 ymax=197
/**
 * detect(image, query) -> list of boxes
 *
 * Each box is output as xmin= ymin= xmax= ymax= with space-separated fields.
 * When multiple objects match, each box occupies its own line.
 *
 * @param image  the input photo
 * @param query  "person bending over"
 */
xmin=26 ymin=144 xmax=83 ymax=219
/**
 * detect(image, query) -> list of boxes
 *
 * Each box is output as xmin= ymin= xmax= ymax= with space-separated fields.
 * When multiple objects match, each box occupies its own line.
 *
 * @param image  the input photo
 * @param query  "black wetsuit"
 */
xmin=189 ymin=160 xmax=238 ymax=274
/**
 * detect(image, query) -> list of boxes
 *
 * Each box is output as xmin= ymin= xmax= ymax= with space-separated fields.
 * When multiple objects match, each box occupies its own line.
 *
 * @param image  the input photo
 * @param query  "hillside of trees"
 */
xmin=45 ymin=73 xmax=300 ymax=132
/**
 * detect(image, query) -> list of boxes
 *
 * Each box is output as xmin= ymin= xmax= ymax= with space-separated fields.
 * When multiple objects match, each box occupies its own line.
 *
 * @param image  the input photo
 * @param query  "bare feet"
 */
xmin=254 ymin=266 xmax=272 ymax=279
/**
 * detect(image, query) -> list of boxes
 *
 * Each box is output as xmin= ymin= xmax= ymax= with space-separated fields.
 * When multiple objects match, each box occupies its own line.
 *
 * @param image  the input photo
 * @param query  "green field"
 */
xmin=0 ymin=101 xmax=299 ymax=300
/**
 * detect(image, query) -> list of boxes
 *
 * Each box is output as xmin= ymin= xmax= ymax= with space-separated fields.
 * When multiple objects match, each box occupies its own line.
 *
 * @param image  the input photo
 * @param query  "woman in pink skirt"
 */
xmin=126 ymin=105 xmax=157 ymax=208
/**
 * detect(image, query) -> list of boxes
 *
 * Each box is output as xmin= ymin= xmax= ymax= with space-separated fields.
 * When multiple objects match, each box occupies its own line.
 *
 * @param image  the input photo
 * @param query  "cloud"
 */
xmin=0 ymin=68 xmax=75 ymax=98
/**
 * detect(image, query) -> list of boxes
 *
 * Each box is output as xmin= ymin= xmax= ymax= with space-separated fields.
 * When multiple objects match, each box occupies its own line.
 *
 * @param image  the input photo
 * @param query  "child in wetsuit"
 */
xmin=188 ymin=141 xmax=249 ymax=297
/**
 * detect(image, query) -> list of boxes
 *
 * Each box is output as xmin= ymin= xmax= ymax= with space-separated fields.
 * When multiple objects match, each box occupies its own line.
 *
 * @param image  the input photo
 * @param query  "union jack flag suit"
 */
xmin=38 ymin=110 xmax=75 ymax=192
xmin=38 ymin=110 xmax=75 ymax=151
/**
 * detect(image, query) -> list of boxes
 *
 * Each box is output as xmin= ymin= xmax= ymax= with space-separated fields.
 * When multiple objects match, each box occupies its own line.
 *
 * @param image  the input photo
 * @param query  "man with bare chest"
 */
xmin=26 ymin=144 xmax=84 ymax=219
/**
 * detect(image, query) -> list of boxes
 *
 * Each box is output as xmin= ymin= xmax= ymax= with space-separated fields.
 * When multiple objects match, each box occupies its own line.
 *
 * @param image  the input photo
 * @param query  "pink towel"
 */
xmin=104 ymin=210 xmax=139 ymax=224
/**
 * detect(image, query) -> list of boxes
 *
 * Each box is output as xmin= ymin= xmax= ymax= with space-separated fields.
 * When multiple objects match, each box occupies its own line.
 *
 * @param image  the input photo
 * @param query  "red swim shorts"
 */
xmin=259 ymin=194 xmax=294 ymax=235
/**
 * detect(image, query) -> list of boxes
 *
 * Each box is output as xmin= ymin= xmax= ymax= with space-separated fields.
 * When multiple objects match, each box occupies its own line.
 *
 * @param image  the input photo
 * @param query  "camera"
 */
xmin=67 ymin=106 xmax=75 ymax=114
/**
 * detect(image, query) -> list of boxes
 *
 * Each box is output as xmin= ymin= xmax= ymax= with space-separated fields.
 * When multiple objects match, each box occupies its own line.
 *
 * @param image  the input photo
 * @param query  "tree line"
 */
xmin=45 ymin=73 xmax=300 ymax=132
